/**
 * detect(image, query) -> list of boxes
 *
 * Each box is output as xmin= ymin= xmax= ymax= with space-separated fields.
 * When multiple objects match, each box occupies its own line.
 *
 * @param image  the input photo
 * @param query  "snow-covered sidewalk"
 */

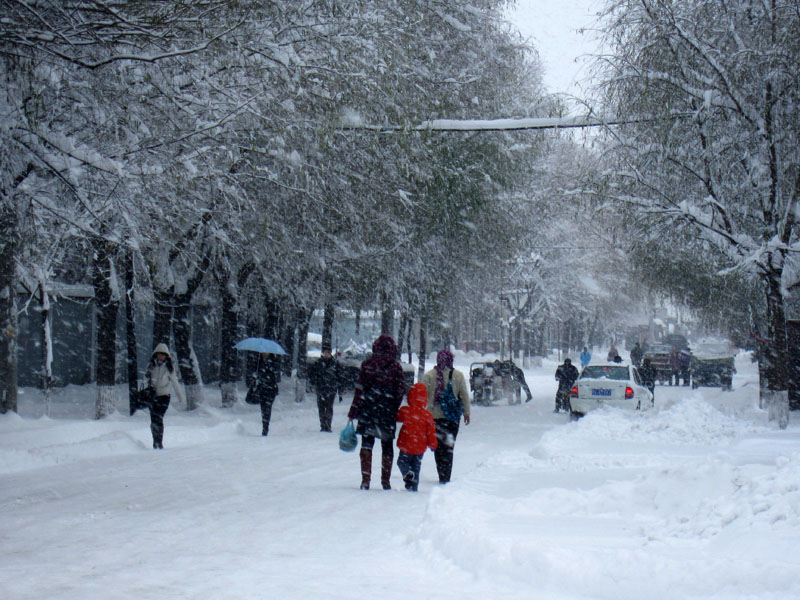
xmin=2 ymin=352 xmax=799 ymax=599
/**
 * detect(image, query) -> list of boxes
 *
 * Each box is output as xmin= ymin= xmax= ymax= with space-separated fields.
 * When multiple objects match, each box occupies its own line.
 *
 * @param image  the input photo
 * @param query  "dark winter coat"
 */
xmin=253 ymin=354 xmax=280 ymax=403
xmin=396 ymin=383 xmax=438 ymax=456
xmin=555 ymin=362 xmax=579 ymax=391
xmin=630 ymin=344 xmax=643 ymax=366
xmin=308 ymin=356 xmax=341 ymax=397
xmin=347 ymin=335 xmax=407 ymax=440
xmin=639 ymin=360 xmax=657 ymax=387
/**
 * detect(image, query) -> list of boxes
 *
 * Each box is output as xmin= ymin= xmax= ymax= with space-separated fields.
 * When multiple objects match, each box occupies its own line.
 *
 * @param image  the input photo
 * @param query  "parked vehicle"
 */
xmin=663 ymin=334 xmax=690 ymax=351
xmin=690 ymin=341 xmax=735 ymax=391
xmin=644 ymin=343 xmax=675 ymax=384
xmin=569 ymin=363 xmax=653 ymax=418
xmin=315 ymin=344 xmax=414 ymax=391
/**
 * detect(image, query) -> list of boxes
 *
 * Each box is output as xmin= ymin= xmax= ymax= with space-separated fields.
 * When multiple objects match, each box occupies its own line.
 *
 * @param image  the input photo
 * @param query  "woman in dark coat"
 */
xmin=252 ymin=352 xmax=280 ymax=436
xmin=347 ymin=335 xmax=407 ymax=490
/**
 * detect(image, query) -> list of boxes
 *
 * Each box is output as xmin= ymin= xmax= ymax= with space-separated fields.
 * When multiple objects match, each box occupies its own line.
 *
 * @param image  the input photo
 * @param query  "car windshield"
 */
xmin=694 ymin=343 xmax=732 ymax=359
xmin=580 ymin=365 xmax=629 ymax=381
xmin=649 ymin=345 xmax=671 ymax=355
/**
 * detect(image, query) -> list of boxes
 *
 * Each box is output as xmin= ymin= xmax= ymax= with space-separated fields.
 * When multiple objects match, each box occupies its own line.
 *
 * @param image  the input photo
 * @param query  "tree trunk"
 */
xmin=417 ymin=315 xmax=427 ymax=381
xmin=174 ymin=297 xmax=202 ymax=410
xmin=0 ymin=200 xmax=19 ymax=414
xmin=173 ymin=250 xmax=210 ymax=411
xmin=280 ymin=308 xmax=295 ymax=377
xmin=93 ymin=239 xmax=118 ymax=419
xmin=380 ymin=297 xmax=393 ymax=336
xmin=397 ymin=313 xmax=408 ymax=361
xmin=38 ymin=279 xmax=53 ymax=413
xmin=322 ymin=303 xmax=334 ymax=351
xmin=264 ymin=296 xmax=280 ymax=340
xmin=764 ymin=272 xmax=789 ymax=392
xmin=406 ymin=317 xmax=413 ymax=364
xmin=296 ymin=307 xmax=310 ymax=380
xmin=218 ymin=262 xmax=255 ymax=408
xmin=219 ymin=276 xmax=238 ymax=407
xmin=152 ymin=287 xmax=173 ymax=348
xmin=124 ymin=252 xmax=138 ymax=413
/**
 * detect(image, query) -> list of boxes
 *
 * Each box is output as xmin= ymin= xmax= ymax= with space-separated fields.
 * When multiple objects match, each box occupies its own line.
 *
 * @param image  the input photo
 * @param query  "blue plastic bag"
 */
xmin=339 ymin=420 xmax=358 ymax=452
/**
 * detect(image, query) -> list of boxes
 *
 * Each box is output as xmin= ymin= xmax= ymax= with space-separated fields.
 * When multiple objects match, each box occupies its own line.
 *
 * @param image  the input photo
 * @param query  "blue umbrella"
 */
xmin=234 ymin=337 xmax=287 ymax=355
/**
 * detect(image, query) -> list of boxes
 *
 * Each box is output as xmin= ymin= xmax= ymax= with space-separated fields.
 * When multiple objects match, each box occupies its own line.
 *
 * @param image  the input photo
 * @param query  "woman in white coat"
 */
xmin=145 ymin=343 xmax=185 ymax=449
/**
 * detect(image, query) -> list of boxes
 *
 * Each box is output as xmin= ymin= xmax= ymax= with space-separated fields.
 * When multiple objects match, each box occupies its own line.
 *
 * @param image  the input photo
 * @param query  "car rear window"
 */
xmin=580 ymin=366 xmax=629 ymax=381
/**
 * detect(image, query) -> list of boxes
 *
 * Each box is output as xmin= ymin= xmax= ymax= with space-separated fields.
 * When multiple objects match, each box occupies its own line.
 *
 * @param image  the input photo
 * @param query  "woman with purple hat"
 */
xmin=421 ymin=349 xmax=471 ymax=484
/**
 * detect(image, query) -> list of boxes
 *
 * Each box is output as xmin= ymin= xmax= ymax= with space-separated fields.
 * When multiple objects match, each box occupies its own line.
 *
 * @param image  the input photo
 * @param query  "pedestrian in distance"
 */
xmin=145 ymin=343 xmax=186 ymax=449
xmin=639 ymin=357 xmax=656 ymax=405
xmin=308 ymin=342 xmax=342 ymax=432
xmin=395 ymin=382 xmax=438 ymax=491
xmin=347 ymin=335 xmax=407 ymax=490
xmin=630 ymin=342 xmax=643 ymax=367
xmin=251 ymin=352 xmax=280 ymax=436
xmin=554 ymin=357 xmax=579 ymax=413
xmin=669 ymin=347 xmax=681 ymax=386
xmin=422 ymin=349 xmax=471 ymax=484
xmin=511 ymin=361 xmax=534 ymax=403
xmin=492 ymin=359 xmax=533 ymax=404
xmin=580 ymin=346 xmax=591 ymax=369
xmin=679 ymin=348 xmax=692 ymax=387
xmin=607 ymin=343 xmax=618 ymax=362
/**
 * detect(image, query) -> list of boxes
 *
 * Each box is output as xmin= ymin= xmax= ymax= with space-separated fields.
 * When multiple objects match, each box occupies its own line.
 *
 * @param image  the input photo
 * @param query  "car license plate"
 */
xmin=591 ymin=388 xmax=611 ymax=396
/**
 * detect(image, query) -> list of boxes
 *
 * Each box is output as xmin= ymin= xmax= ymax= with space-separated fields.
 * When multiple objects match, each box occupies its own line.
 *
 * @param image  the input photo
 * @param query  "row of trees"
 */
xmin=2 ymin=1 xmax=570 ymax=416
xmin=595 ymin=0 xmax=800 ymax=399
xmin=8 ymin=0 xmax=791 ymax=419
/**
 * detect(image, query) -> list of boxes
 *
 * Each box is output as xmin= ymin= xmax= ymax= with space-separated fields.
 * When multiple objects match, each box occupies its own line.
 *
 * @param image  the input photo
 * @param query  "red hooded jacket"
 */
xmin=396 ymin=383 xmax=438 ymax=455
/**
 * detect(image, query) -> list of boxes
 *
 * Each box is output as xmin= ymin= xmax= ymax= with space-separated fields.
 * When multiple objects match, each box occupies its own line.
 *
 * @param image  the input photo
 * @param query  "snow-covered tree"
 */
xmin=596 ymin=0 xmax=800 ymax=393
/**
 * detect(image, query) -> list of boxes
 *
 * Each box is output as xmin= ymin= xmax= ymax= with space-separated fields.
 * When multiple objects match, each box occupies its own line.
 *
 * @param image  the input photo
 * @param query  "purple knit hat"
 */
xmin=434 ymin=349 xmax=454 ymax=402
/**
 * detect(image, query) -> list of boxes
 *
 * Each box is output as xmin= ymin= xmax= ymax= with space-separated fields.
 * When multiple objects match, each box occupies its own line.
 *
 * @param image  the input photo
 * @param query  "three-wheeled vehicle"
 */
xmin=469 ymin=361 xmax=523 ymax=405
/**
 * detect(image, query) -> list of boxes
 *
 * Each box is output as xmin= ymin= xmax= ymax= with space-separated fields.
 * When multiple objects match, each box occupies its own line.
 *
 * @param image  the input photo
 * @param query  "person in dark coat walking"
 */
xmin=251 ymin=352 xmax=280 ymax=436
xmin=308 ymin=343 xmax=342 ymax=432
xmin=347 ymin=335 xmax=407 ymax=490
xmin=554 ymin=357 xmax=579 ymax=413
xmin=639 ymin=357 xmax=656 ymax=404
xmin=630 ymin=342 xmax=643 ymax=367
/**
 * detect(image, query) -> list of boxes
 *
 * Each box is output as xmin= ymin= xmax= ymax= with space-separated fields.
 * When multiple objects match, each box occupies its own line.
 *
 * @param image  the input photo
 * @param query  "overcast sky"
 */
xmin=506 ymin=0 xmax=604 ymax=103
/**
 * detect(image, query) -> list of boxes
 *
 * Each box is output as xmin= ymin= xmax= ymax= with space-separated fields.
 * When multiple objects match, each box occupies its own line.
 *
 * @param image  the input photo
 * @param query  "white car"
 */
xmin=569 ymin=363 xmax=653 ymax=417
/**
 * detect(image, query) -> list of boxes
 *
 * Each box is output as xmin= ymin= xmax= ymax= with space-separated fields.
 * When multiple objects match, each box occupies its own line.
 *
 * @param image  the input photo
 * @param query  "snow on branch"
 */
xmin=338 ymin=114 xmax=669 ymax=132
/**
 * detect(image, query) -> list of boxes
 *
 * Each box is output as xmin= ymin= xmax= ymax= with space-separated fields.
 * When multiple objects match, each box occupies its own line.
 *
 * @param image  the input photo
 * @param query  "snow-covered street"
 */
xmin=2 ymin=351 xmax=799 ymax=600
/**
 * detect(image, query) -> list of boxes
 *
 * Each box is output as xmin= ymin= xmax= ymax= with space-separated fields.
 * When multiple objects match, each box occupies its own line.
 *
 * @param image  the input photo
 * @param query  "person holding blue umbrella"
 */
xmin=251 ymin=352 xmax=281 ymax=436
xmin=235 ymin=338 xmax=286 ymax=437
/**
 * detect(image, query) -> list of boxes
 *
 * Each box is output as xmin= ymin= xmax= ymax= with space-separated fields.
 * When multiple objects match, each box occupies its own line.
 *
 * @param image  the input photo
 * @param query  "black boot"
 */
xmin=381 ymin=451 xmax=393 ymax=490
xmin=359 ymin=448 xmax=372 ymax=490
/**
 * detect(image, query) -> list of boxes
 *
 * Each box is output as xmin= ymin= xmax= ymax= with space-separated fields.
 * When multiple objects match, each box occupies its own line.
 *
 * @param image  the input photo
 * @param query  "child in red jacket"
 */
xmin=396 ymin=382 xmax=439 ymax=491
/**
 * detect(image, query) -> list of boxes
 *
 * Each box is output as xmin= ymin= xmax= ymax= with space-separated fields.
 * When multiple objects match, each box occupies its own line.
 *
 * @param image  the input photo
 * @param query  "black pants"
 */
xmin=433 ymin=418 xmax=460 ymax=484
xmin=149 ymin=395 xmax=170 ymax=447
xmin=317 ymin=392 xmax=335 ymax=432
xmin=360 ymin=434 xmax=393 ymax=455
xmin=260 ymin=397 xmax=275 ymax=436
